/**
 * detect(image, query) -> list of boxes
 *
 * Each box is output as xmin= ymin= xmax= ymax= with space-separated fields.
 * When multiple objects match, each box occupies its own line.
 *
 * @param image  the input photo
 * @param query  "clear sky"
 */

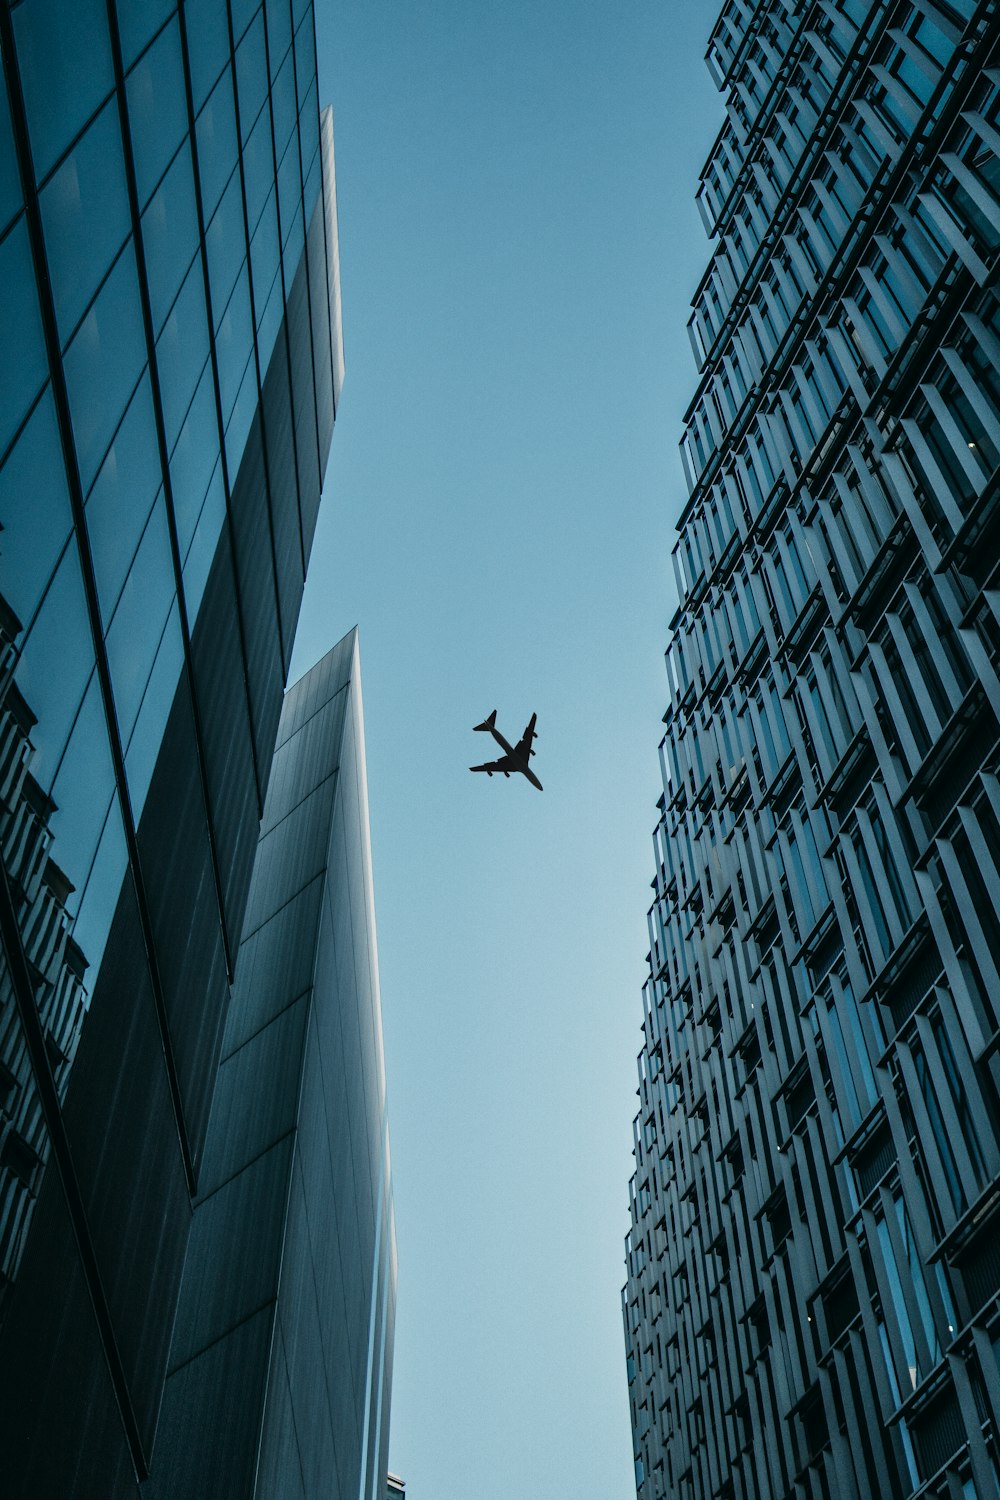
xmin=292 ymin=5 xmax=720 ymax=1497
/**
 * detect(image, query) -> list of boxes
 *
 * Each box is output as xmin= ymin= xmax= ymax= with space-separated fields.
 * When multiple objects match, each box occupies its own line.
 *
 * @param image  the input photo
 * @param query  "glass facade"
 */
xmin=0 ymin=0 xmax=352 ymax=1493
xmin=145 ymin=631 xmax=396 ymax=1500
xmin=624 ymin=3 xmax=1000 ymax=1498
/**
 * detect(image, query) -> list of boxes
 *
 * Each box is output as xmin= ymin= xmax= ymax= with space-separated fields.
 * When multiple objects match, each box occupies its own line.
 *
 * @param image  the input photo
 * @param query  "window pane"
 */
xmin=13 ymin=0 xmax=114 ymax=183
xmin=123 ymin=600 xmax=184 ymax=817
xmin=104 ymin=496 xmax=175 ymax=746
xmin=13 ymin=544 xmax=95 ymax=791
xmin=48 ymin=673 xmax=116 ymax=916
xmin=256 ymin=262 xmax=283 ymax=376
xmin=85 ymin=374 xmax=163 ymax=623
xmin=155 ymin=258 xmax=210 ymax=449
xmin=225 ymin=352 xmax=257 ymax=479
xmin=235 ymin=14 xmax=268 ymax=143
xmin=265 ymin=0 xmax=291 ymax=77
xmin=242 ymin=104 xmax=273 ymax=235
xmin=72 ymin=792 xmax=128 ymax=989
xmin=302 ymin=140 xmax=319 ymax=225
xmin=125 ymin=17 xmax=188 ymax=209
xmin=0 ymin=220 xmax=49 ymax=458
xmin=181 ymin=460 xmax=225 ymax=624
xmin=169 ymin=359 xmax=218 ymax=558
xmin=250 ymin=186 xmax=280 ymax=310
xmin=196 ymin=67 xmax=239 ymax=222
xmin=63 ymin=242 xmax=147 ymax=491
xmin=184 ymin=0 xmax=231 ymax=113
xmin=116 ymin=0 xmax=175 ymax=72
xmin=40 ymin=99 xmax=131 ymax=346
xmin=231 ymin=0 xmax=260 ymax=47
xmin=0 ymin=75 xmax=22 ymax=237
xmin=141 ymin=139 xmax=200 ymax=335
xmin=216 ymin=263 xmax=254 ymax=425
xmin=270 ymin=50 xmax=296 ymax=162
xmin=0 ymin=390 xmax=73 ymax=632
xmin=206 ymin=171 xmax=246 ymax=321
xmin=277 ymin=136 xmax=302 ymax=254
xmin=293 ymin=11 xmax=315 ymax=109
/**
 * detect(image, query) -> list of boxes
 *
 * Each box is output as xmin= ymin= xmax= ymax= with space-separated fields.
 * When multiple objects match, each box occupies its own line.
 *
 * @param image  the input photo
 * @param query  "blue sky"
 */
xmin=293 ymin=5 xmax=720 ymax=1496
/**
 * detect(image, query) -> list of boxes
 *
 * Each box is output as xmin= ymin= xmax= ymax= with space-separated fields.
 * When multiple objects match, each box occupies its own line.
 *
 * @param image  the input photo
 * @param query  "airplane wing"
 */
xmin=513 ymin=713 xmax=537 ymax=761
xmin=470 ymin=756 xmax=516 ymax=774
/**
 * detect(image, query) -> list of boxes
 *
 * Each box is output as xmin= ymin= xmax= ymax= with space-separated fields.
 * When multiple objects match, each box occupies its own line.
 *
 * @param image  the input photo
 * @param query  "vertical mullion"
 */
xmin=224 ymin=0 xmax=288 ymax=670
xmin=259 ymin=0 xmax=307 ymax=577
xmin=103 ymin=0 xmax=236 ymax=993
xmin=175 ymin=0 xmax=265 ymax=814
xmin=284 ymin=0 xmax=325 ymax=496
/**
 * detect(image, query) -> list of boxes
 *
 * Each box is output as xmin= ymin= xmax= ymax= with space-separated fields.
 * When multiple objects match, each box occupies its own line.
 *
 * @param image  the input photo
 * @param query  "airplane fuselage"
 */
xmin=486 ymin=726 xmax=543 ymax=792
xmin=470 ymin=710 xmax=543 ymax=790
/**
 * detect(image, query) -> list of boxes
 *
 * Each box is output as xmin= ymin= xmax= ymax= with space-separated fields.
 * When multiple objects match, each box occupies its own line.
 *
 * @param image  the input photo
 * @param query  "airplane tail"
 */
xmin=474 ymin=710 xmax=497 ymax=732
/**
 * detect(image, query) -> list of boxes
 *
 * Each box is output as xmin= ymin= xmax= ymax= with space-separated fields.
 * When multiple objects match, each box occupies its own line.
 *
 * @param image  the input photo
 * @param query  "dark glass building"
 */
xmin=0 ymin=1 xmax=394 ymax=1496
xmin=624 ymin=3 xmax=1000 ymax=1498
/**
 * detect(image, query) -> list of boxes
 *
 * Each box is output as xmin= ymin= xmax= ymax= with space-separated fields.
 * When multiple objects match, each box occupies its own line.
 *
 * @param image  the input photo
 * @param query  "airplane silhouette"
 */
xmin=469 ymin=710 xmax=543 ymax=791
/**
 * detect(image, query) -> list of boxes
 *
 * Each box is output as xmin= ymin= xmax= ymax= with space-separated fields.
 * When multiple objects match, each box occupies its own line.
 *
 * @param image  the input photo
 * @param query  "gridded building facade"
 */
xmin=0 ymin=0 xmax=359 ymax=1493
xmin=624 ymin=2 xmax=1000 ymax=1497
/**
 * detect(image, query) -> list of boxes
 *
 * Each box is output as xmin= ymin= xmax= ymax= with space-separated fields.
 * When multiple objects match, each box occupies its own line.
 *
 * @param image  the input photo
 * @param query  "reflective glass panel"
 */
xmin=256 ymin=263 xmax=284 ymax=377
xmin=294 ymin=11 xmax=315 ymax=109
xmin=196 ymin=67 xmax=239 ymax=222
xmin=242 ymin=104 xmax=273 ymax=234
xmin=141 ymin=138 xmax=200 ymax=335
xmin=206 ymin=171 xmax=246 ymax=322
xmin=155 ymin=258 xmax=210 ymax=449
xmin=0 ymin=390 xmax=73 ymax=633
xmin=250 ymin=186 xmax=280 ymax=308
xmin=48 ymin=673 xmax=116 ymax=916
xmin=0 ymin=75 xmax=22 ymax=237
xmin=13 ymin=543 xmax=95 ymax=791
xmin=85 ymin=373 xmax=163 ymax=624
xmin=13 ymin=0 xmax=114 ymax=182
xmin=125 ymin=17 xmax=187 ymax=209
xmin=184 ymin=0 xmax=231 ymax=113
xmin=123 ymin=599 xmax=183 ymax=817
xmin=216 ymin=264 xmax=254 ymax=425
xmin=302 ymin=143 xmax=319 ymax=224
xmin=266 ymin=0 xmax=291 ymax=75
xmin=225 ymin=353 xmax=257 ymax=479
xmin=169 ymin=359 xmax=218 ymax=558
xmin=235 ymin=14 xmax=268 ymax=143
xmin=116 ymin=0 xmax=175 ymax=71
xmin=0 ymin=220 xmax=49 ymax=459
xmin=72 ymin=790 xmax=128 ymax=991
xmin=104 ymin=495 xmax=175 ymax=746
xmin=63 ymin=242 xmax=147 ymax=491
xmin=40 ymin=99 xmax=131 ymax=347
xmin=277 ymin=136 xmax=302 ymax=253
xmin=181 ymin=460 xmax=225 ymax=624
xmin=270 ymin=50 xmax=296 ymax=162
xmin=231 ymin=0 xmax=260 ymax=47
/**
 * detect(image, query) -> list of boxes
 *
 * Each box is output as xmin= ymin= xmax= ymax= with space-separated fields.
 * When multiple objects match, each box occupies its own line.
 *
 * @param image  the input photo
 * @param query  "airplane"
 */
xmin=469 ymin=710 xmax=543 ymax=791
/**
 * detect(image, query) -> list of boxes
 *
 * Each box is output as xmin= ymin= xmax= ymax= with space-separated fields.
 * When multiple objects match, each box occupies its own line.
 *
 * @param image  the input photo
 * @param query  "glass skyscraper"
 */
xmin=624 ymin=2 xmax=1000 ymax=1498
xmin=0 ymin=2 xmax=393 ymax=1496
xmin=146 ymin=630 xmax=396 ymax=1500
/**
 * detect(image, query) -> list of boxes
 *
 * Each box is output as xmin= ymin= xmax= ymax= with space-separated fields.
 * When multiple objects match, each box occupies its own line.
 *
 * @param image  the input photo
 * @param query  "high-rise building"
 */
xmin=146 ymin=630 xmax=396 ymax=1500
xmin=624 ymin=3 xmax=1000 ymax=1498
xmin=0 ymin=2 xmax=395 ymax=1496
